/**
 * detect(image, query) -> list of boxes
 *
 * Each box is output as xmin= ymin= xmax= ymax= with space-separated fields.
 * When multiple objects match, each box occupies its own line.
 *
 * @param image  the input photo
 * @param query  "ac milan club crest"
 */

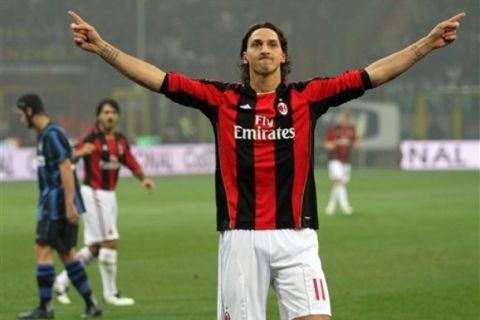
xmin=277 ymin=102 xmax=288 ymax=116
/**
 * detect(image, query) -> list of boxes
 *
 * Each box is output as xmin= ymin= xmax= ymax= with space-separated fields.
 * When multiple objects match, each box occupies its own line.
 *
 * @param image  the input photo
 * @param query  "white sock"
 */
xmin=327 ymin=186 xmax=339 ymax=208
xmin=98 ymin=247 xmax=118 ymax=299
xmin=55 ymin=247 xmax=95 ymax=289
xmin=337 ymin=184 xmax=350 ymax=207
xmin=78 ymin=246 xmax=95 ymax=266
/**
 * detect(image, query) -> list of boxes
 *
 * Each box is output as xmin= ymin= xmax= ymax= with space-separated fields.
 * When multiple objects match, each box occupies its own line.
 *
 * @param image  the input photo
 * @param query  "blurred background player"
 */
xmin=67 ymin=10 xmax=465 ymax=320
xmin=324 ymin=110 xmax=359 ymax=215
xmin=54 ymin=98 xmax=155 ymax=306
xmin=15 ymin=94 xmax=101 ymax=319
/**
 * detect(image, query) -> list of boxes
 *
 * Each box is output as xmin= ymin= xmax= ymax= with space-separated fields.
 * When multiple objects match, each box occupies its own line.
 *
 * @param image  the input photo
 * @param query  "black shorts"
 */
xmin=36 ymin=218 xmax=78 ymax=255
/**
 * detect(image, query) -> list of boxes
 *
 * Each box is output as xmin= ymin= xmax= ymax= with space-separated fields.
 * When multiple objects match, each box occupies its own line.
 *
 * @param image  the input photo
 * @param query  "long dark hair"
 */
xmin=96 ymin=98 xmax=120 ymax=116
xmin=239 ymin=22 xmax=291 ymax=84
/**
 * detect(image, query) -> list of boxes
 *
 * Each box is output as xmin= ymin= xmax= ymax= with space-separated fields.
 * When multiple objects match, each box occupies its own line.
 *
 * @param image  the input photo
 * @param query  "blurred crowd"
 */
xmin=1 ymin=0 xmax=478 ymax=148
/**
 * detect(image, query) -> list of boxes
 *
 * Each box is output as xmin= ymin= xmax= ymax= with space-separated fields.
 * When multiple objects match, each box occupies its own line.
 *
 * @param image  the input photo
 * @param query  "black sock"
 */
xmin=65 ymin=260 xmax=95 ymax=307
xmin=36 ymin=264 xmax=55 ymax=310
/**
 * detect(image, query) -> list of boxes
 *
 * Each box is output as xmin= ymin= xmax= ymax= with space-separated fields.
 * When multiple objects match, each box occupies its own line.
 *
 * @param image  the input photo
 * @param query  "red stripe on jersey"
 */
xmin=86 ymin=138 xmax=104 ymax=189
xmin=303 ymin=70 xmax=367 ymax=103
xmin=167 ymin=72 xmax=224 ymax=107
xmin=253 ymin=93 xmax=277 ymax=229
xmin=218 ymin=90 xmax=241 ymax=229
xmin=291 ymin=91 xmax=311 ymax=228
xmin=107 ymin=138 xmax=118 ymax=189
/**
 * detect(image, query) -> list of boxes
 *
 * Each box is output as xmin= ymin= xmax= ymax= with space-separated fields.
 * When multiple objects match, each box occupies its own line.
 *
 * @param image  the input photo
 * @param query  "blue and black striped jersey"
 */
xmin=36 ymin=123 xmax=85 ymax=220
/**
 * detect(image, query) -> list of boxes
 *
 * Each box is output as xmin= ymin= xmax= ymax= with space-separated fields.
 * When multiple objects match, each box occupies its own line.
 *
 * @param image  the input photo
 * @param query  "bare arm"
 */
xmin=73 ymin=142 xmax=95 ymax=160
xmin=68 ymin=10 xmax=166 ymax=91
xmin=59 ymin=159 xmax=80 ymax=224
xmin=133 ymin=169 xmax=155 ymax=193
xmin=365 ymin=13 xmax=466 ymax=88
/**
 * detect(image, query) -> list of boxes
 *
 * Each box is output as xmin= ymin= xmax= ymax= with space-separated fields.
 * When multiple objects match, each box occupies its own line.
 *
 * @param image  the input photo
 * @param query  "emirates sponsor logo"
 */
xmin=234 ymin=115 xmax=295 ymax=140
xmin=99 ymin=160 xmax=121 ymax=170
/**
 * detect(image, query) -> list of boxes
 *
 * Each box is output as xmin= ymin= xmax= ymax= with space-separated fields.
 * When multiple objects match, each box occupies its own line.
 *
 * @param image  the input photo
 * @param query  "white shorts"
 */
xmin=217 ymin=229 xmax=331 ymax=320
xmin=328 ymin=160 xmax=351 ymax=183
xmin=81 ymin=185 xmax=119 ymax=245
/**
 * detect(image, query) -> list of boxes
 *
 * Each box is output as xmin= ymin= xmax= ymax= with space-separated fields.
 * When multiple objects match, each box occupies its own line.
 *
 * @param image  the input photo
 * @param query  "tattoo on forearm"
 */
xmin=99 ymin=43 xmax=119 ymax=63
xmin=411 ymin=45 xmax=423 ymax=62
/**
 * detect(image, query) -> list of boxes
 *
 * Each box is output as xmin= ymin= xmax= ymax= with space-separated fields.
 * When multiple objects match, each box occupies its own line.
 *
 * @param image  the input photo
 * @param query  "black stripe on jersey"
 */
xmin=235 ymin=94 xmax=256 ymax=229
xmin=43 ymin=137 xmax=57 ymax=188
xmin=83 ymin=156 xmax=92 ymax=186
xmin=82 ymin=133 xmax=96 ymax=186
xmin=98 ymin=134 xmax=110 ymax=190
xmin=212 ymin=109 xmax=231 ymax=231
xmin=301 ymin=108 xmax=320 ymax=229
xmin=113 ymin=133 xmax=123 ymax=187
xmin=274 ymin=92 xmax=295 ymax=228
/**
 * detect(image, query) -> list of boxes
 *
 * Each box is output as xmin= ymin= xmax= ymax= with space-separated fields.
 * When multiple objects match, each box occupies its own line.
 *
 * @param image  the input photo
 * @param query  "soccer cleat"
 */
xmin=325 ymin=203 xmax=335 ymax=215
xmin=340 ymin=204 xmax=354 ymax=215
xmin=54 ymin=282 xmax=71 ymax=305
xmin=80 ymin=304 xmax=102 ymax=318
xmin=105 ymin=293 xmax=135 ymax=306
xmin=17 ymin=307 xmax=54 ymax=319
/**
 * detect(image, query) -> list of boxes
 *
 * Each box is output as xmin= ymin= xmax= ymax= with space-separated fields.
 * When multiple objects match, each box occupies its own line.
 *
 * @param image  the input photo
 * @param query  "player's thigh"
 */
xmin=82 ymin=186 xmax=119 ymax=245
xmin=328 ymin=160 xmax=343 ymax=181
xmin=271 ymin=229 xmax=331 ymax=320
xmin=217 ymin=230 xmax=271 ymax=320
xmin=343 ymin=164 xmax=351 ymax=183
xmin=36 ymin=218 xmax=78 ymax=259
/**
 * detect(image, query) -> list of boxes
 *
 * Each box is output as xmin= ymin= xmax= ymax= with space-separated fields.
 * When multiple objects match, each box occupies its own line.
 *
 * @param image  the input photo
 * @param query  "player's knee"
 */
xmin=88 ymin=244 xmax=101 ymax=257
xmin=35 ymin=245 xmax=53 ymax=263
xmin=101 ymin=239 xmax=117 ymax=249
xmin=58 ymin=249 xmax=77 ymax=263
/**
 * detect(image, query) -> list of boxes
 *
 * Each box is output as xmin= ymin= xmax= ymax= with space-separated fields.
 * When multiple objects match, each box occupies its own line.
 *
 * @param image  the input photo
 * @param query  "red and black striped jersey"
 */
xmin=325 ymin=125 xmax=357 ymax=164
xmin=78 ymin=128 xmax=141 ymax=191
xmin=159 ymin=69 xmax=371 ymax=230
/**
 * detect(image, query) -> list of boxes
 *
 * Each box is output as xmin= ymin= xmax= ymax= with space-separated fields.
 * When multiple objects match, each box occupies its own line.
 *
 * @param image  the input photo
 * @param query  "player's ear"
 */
xmin=26 ymin=106 xmax=33 ymax=117
xmin=242 ymin=51 xmax=249 ymax=64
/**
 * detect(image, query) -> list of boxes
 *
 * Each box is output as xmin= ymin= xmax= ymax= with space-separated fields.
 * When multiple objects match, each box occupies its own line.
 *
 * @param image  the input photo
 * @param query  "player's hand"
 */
xmin=324 ymin=141 xmax=336 ymax=150
xmin=81 ymin=143 xmax=96 ymax=155
xmin=66 ymin=203 xmax=80 ymax=225
xmin=142 ymin=178 xmax=155 ymax=193
xmin=68 ymin=10 xmax=104 ymax=54
xmin=426 ymin=13 xmax=466 ymax=49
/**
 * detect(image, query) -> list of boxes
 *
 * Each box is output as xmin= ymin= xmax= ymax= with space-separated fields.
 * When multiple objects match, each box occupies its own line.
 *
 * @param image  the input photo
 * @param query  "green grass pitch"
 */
xmin=0 ymin=169 xmax=478 ymax=319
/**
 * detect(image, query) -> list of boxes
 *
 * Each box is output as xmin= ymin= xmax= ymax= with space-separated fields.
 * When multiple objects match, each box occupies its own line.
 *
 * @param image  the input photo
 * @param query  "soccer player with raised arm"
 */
xmin=67 ymin=10 xmax=464 ymax=320
xmin=54 ymin=98 xmax=154 ymax=306
xmin=15 ymin=94 xmax=101 ymax=319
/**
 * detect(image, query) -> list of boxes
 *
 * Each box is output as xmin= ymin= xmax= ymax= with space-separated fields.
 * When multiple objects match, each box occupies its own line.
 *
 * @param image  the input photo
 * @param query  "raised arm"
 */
xmin=68 ymin=10 xmax=166 ymax=91
xmin=365 ymin=13 xmax=466 ymax=88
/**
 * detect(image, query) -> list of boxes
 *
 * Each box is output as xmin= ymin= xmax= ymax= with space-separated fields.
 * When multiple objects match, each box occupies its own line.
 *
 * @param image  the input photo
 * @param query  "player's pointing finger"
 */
xmin=68 ymin=10 xmax=86 ymax=24
xmin=449 ymin=12 xmax=466 ymax=23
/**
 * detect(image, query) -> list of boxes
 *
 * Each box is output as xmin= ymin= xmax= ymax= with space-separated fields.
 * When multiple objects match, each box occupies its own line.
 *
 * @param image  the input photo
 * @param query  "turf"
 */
xmin=0 ymin=169 xmax=478 ymax=319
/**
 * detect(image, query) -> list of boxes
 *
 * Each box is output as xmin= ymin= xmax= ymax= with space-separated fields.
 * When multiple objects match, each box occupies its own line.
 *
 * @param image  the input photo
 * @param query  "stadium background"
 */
xmin=0 ymin=0 xmax=479 ymax=319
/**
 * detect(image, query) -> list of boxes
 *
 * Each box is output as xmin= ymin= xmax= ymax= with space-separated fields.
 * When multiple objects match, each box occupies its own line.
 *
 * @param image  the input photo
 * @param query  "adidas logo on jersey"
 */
xmin=239 ymin=104 xmax=252 ymax=110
